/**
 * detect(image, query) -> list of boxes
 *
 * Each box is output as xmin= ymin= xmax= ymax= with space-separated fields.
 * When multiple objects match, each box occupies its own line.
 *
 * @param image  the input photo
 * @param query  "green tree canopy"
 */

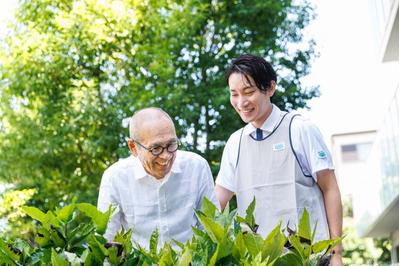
xmin=0 ymin=0 xmax=318 ymax=211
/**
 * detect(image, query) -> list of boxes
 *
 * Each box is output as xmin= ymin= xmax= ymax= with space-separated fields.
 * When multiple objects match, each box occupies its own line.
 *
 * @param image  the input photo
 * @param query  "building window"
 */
xmin=341 ymin=142 xmax=373 ymax=162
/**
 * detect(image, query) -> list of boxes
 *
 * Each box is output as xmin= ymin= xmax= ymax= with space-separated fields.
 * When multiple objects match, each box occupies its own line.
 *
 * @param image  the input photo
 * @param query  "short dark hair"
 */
xmin=225 ymin=54 xmax=277 ymax=93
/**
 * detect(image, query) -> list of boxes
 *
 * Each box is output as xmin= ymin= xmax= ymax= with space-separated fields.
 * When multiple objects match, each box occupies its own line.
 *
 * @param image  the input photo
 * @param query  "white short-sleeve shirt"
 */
xmin=216 ymin=104 xmax=334 ymax=193
xmin=97 ymin=150 xmax=219 ymax=249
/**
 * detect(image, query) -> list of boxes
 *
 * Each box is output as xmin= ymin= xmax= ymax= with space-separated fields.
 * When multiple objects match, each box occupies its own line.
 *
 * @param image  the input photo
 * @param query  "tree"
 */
xmin=0 ymin=0 xmax=317 ymax=213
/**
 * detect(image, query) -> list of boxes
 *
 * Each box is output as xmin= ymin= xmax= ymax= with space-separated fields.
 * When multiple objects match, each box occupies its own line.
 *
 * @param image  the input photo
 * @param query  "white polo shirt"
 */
xmin=216 ymin=104 xmax=334 ymax=193
xmin=98 ymin=150 xmax=219 ymax=249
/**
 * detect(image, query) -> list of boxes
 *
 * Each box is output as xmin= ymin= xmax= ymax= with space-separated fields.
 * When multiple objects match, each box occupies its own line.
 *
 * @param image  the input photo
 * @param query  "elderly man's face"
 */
xmin=134 ymin=118 xmax=178 ymax=179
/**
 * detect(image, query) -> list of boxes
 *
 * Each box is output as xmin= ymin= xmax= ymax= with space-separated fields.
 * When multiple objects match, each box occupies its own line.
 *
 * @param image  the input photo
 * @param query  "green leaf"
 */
xmin=114 ymin=228 xmax=133 ymax=256
xmin=207 ymin=244 xmax=219 ymax=266
xmin=107 ymin=246 xmax=120 ymax=265
xmin=67 ymin=223 xmax=96 ymax=248
xmin=50 ymin=225 xmax=66 ymax=248
xmin=195 ymin=210 xmax=224 ymax=243
xmin=55 ymin=204 xmax=75 ymax=222
xmin=201 ymin=197 xmax=218 ymax=217
xmin=0 ymin=238 xmax=21 ymax=263
xmin=51 ymin=249 xmax=68 ymax=266
xmin=288 ymin=235 xmax=305 ymax=262
xmin=76 ymin=203 xmax=111 ymax=235
xmin=86 ymin=234 xmax=108 ymax=262
xmin=21 ymin=206 xmax=47 ymax=224
xmin=176 ymin=246 xmax=192 ymax=266
xmin=35 ymin=228 xmax=51 ymax=247
xmin=149 ymin=228 xmax=159 ymax=258
xmin=243 ymin=233 xmax=264 ymax=258
xmin=275 ymin=253 xmax=302 ymax=266
xmin=158 ymin=243 xmax=175 ymax=266
xmin=262 ymin=223 xmax=285 ymax=261
xmin=298 ymin=208 xmax=311 ymax=241
xmin=232 ymin=232 xmax=246 ymax=259
xmin=245 ymin=197 xmax=256 ymax=227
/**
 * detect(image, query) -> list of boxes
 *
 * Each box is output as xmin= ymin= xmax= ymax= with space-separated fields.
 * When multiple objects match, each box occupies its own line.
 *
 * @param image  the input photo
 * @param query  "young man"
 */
xmin=215 ymin=54 xmax=343 ymax=265
xmin=98 ymin=107 xmax=218 ymax=249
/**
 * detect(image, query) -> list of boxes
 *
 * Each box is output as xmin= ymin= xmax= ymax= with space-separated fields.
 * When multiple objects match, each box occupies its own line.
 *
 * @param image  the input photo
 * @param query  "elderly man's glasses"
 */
xmin=133 ymin=139 xmax=179 ymax=156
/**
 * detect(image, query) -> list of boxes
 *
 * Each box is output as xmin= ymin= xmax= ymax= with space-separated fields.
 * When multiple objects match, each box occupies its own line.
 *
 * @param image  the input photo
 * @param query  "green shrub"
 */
xmin=0 ymin=198 xmax=342 ymax=265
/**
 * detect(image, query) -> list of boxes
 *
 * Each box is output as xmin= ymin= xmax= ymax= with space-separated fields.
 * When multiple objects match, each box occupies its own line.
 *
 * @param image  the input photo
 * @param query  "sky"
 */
xmin=0 ymin=0 xmax=398 ymax=148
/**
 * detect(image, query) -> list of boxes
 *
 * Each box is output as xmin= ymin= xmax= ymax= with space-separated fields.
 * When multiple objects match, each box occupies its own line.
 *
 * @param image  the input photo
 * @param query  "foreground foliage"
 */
xmin=0 ymin=199 xmax=341 ymax=265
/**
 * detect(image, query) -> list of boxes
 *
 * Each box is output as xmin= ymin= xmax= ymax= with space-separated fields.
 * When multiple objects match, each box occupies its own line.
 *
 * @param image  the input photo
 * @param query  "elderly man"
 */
xmin=97 ymin=107 xmax=218 ymax=248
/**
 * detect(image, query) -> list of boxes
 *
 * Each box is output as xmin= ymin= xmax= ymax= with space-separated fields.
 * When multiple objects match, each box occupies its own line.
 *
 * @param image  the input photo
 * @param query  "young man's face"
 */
xmin=229 ymin=72 xmax=275 ymax=128
xmin=129 ymin=118 xmax=178 ymax=179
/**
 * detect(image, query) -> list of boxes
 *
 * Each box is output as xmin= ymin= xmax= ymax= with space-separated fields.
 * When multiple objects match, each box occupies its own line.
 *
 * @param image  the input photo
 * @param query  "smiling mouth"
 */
xmin=240 ymin=108 xmax=254 ymax=114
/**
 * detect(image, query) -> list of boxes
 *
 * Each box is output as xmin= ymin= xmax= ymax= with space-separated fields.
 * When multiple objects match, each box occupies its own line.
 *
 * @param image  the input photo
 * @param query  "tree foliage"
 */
xmin=0 ymin=0 xmax=317 ymax=211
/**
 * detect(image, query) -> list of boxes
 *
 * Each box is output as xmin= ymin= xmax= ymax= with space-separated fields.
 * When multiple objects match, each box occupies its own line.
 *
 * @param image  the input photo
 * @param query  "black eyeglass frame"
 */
xmin=133 ymin=139 xmax=180 ymax=156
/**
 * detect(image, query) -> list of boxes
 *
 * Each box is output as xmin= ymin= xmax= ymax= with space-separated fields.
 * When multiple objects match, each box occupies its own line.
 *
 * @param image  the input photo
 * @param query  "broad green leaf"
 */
xmin=288 ymin=235 xmax=305 ymax=262
xmin=262 ymin=223 xmax=285 ymax=261
xmin=76 ymin=203 xmax=111 ymax=235
xmin=313 ymin=235 xmax=344 ymax=255
xmin=22 ymin=206 xmax=47 ymax=225
xmin=232 ymin=232 xmax=246 ymax=259
xmin=51 ymin=249 xmax=68 ymax=266
xmin=207 ymin=244 xmax=219 ymax=266
xmin=201 ymin=197 xmax=218 ymax=217
xmin=50 ymin=225 xmax=66 ymax=248
xmin=35 ymin=228 xmax=50 ymax=247
xmin=274 ymin=252 xmax=302 ymax=266
xmin=114 ymin=228 xmax=133 ymax=255
xmin=243 ymin=233 xmax=264 ymax=258
xmin=86 ymin=234 xmax=108 ymax=262
xmin=0 ymin=238 xmax=21 ymax=262
xmin=195 ymin=211 xmax=224 ymax=243
xmin=55 ymin=204 xmax=75 ymax=222
xmin=176 ymin=247 xmax=192 ymax=266
xmin=245 ymin=197 xmax=256 ymax=227
xmin=158 ymin=243 xmax=175 ymax=266
xmin=107 ymin=246 xmax=120 ymax=265
xmin=298 ymin=208 xmax=311 ymax=241
xmin=216 ymin=238 xmax=234 ymax=261
xmin=46 ymin=211 xmax=61 ymax=229
xmin=312 ymin=239 xmax=332 ymax=254
xmin=67 ymin=223 xmax=96 ymax=248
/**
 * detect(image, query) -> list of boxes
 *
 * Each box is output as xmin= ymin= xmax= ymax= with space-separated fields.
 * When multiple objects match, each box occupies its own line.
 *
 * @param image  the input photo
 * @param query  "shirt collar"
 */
xmin=131 ymin=152 xmax=182 ymax=180
xmin=243 ymin=104 xmax=282 ymax=136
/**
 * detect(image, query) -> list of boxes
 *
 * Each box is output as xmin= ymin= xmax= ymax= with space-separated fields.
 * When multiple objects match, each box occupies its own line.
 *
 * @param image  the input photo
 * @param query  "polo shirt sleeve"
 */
xmin=291 ymin=117 xmax=334 ymax=182
xmin=215 ymin=132 xmax=239 ymax=193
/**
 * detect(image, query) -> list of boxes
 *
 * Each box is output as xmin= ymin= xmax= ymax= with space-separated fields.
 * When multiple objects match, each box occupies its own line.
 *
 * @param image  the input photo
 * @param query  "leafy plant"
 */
xmin=0 ymin=198 xmax=341 ymax=265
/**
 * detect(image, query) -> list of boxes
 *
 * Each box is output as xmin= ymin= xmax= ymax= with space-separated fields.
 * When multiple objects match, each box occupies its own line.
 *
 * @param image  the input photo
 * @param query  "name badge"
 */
xmin=273 ymin=142 xmax=285 ymax=151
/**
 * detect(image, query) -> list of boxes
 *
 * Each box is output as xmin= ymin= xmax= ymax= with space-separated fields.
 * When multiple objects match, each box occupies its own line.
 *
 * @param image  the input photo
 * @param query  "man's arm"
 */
xmin=215 ymin=184 xmax=234 ymax=210
xmin=317 ymin=169 xmax=343 ymax=266
xmin=97 ymin=170 xmax=122 ymax=241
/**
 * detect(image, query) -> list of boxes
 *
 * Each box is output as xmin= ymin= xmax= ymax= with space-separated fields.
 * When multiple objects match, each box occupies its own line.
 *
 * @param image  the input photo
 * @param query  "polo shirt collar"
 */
xmin=243 ymin=104 xmax=282 ymax=136
xmin=131 ymin=152 xmax=182 ymax=180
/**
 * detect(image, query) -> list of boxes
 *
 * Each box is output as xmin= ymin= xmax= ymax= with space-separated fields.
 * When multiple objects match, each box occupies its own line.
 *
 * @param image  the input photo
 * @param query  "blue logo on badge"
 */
xmin=318 ymin=150 xmax=327 ymax=159
xmin=273 ymin=142 xmax=285 ymax=151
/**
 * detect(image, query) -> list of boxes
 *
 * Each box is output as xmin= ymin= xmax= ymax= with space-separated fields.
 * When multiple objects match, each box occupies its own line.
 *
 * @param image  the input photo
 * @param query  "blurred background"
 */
xmin=0 ymin=0 xmax=398 ymax=265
